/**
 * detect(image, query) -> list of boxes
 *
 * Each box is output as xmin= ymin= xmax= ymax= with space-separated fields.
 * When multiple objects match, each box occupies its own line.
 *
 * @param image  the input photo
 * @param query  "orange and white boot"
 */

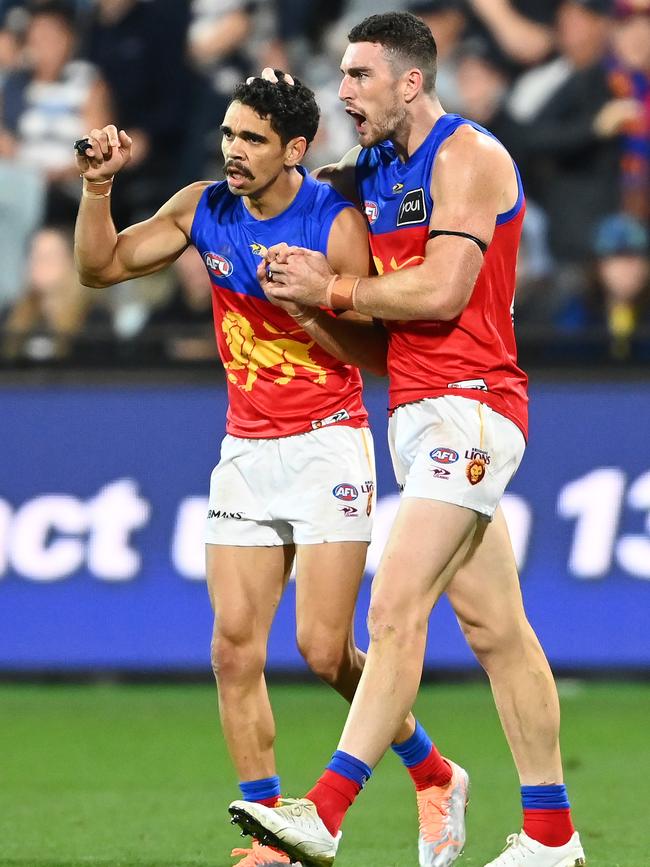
xmin=230 ymin=838 xmax=293 ymax=865
xmin=416 ymin=759 xmax=469 ymax=867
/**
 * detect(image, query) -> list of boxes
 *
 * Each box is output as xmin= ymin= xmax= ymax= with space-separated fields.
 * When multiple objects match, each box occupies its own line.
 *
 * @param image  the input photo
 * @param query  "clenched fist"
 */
xmin=75 ymin=124 xmax=133 ymax=181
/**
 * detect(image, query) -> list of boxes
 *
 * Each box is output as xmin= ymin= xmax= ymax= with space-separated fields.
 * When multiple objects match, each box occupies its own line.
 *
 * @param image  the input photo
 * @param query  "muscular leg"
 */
xmin=207 ymin=543 xmax=293 ymax=781
xmin=446 ymin=507 xmax=563 ymax=784
xmin=337 ymin=498 xmax=478 ymax=766
xmin=295 ymin=541 xmax=415 ymax=743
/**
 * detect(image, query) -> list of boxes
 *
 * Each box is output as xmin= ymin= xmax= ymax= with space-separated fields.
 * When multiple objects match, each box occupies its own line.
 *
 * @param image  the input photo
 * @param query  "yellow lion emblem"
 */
xmin=373 ymin=254 xmax=424 ymax=274
xmin=222 ymin=311 xmax=327 ymax=392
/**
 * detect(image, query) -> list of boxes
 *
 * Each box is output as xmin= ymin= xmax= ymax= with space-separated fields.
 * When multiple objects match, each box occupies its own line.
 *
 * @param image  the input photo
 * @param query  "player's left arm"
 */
xmin=349 ymin=128 xmax=507 ymax=321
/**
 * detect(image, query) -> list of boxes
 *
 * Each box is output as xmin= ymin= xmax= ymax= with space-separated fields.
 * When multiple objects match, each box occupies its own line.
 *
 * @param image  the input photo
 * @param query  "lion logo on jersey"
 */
xmin=222 ymin=311 xmax=328 ymax=392
xmin=373 ymin=254 xmax=424 ymax=275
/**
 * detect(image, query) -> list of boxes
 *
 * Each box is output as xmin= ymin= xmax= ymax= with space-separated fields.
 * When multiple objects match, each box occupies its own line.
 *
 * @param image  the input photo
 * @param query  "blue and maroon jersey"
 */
xmin=190 ymin=167 xmax=367 ymax=438
xmin=356 ymin=113 xmax=529 ymax=438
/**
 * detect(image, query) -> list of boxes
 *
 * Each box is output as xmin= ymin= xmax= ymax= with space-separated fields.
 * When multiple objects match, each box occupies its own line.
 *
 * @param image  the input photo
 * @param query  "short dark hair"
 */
xmin=230 ymin=74 xmax=320 ymax=148
xmin=29 ymin=0 xmax=77 ymax=29
xmin=348 ymin=12 xmax=438 ymax=92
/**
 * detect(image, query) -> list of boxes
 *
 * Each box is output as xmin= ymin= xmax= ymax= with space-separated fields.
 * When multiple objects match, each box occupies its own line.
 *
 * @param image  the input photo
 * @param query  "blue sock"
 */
xmin=521 ymin=784 xmax=570 ymax=810
xmin=239 ymin=775 xmax=281 ymax=803
xmin=327 ymin=750 xmax=372 ymax=788
xmin=391 ymin=720 xmax=432 ymax=767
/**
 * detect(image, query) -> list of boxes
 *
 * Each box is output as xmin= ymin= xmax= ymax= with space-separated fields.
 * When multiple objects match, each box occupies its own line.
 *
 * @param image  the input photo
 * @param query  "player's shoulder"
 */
xmin=436 ymin=122 xmax=511 ymax=174
xmin=156 ymin=181 xmax=212 ymax=228
xmin=188 ymin=179 xmax=243 ymax=224
xmin=296 ymin=170 xmax=357 ymax=223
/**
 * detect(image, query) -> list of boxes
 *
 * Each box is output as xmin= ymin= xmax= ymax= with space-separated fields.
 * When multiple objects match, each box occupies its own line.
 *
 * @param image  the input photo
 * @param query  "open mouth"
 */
xmin=225 ymin=165 xmax=252 ymax=186
xmin=346 ymin=108 xmax=367 ymax=133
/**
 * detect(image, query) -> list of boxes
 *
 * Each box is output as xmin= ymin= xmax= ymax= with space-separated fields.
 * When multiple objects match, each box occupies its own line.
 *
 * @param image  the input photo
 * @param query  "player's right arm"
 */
xmin=74 ymin=125 xmax=207 ymax=288
xmin=260 ymin=207 xmax=388 ymax=376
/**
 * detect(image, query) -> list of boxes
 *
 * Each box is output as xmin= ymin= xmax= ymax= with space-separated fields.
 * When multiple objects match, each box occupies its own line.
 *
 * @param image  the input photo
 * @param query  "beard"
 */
xmin=362 ymin=99 xmax=409 ymax=147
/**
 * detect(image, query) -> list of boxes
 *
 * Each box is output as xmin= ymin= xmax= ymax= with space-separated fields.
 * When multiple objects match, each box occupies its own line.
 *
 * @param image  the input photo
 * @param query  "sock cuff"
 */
xmin=391 ymin=720 xmax=433 ymax=767
xmin=521 ymin=784 xmax=570 ymax=810
xmin=239 ymin=775 xmax=281 ymax=802
xmin=327 ymin=750 xmax=372 ymax=788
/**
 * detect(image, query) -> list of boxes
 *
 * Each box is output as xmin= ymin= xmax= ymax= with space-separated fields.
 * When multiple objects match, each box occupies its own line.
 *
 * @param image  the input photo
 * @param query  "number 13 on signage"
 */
xmin=557 ymin=468 xmax=650 ymax=579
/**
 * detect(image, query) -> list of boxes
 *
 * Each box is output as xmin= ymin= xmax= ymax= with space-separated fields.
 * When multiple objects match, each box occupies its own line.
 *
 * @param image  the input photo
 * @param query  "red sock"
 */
xmin=408 ymin=746 xmax=452 ymax=790
xmin=523 ymin=809 xmax=575 ymax=847
xmin=305 ymin=769 xmax=361 ymax=836
xmin=256 ymin=795 xmax=281 ymax=808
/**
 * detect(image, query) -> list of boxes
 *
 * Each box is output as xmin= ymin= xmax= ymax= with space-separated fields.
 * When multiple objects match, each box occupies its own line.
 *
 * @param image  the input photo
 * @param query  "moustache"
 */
xmin=225 ymin=162 xmax=254 ymax=180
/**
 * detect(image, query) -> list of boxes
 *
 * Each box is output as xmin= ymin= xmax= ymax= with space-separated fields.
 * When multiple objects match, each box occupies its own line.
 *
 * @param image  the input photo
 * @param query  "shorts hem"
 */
xmin=400 ymin=489 xmax=495 ymax=520
xmin=205 ymin=533 xmax=373 ymax=546
xmin=205 ymin=537 xmax=292 ymax=547
xmin=293 ymin=534 xmax=372 ymax=545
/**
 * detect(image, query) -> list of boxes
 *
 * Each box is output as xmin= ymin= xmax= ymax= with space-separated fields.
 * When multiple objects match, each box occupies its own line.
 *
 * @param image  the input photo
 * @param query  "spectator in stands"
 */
xmin=455 ymin=36 xmax=513 ymax=138
xmin=184 ymin=0 xmax=256 ymax=179
xmin=1 ymin=225 xmax=109 ymax=361
xmin=608 ymin=1 xmax=650 ymax=221
xmin=82 ymin=0 xmax=191 ymax=225
xmin=139 ymin=246 xmax=215 ymax=362
xmin=408 ymin=0 xmax=469 ymax=111
xmin=465 ymin=0 xmax=560 ymax=71
xmin=453 ymin=38 xmax=556 ymax=322
xmin=0 ymin=1 xmax=111 ymax=224
xmin=557 ymin=213 xmax=650 ymax=359
xmin=0 ymin=8 xmax=22 ymax=87
xmin=505 ymin=0 xmax=642 ymax=273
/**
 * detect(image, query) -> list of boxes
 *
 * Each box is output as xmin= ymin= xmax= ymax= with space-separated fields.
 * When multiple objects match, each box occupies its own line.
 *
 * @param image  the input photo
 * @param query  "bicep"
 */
xmin=429 ymin=135 xmax=507 ymax=246
xmin=114 ymin=214 xmax=189 ymax=279
xmin=326 ymin=206 xmax=371 ymax=277
xmin=112 ymin=182 xmax=205 ymax=280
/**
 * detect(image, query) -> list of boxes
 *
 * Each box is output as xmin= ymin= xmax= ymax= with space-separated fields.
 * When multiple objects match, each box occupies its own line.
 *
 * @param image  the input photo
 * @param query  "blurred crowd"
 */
xmin=0 ymin=0 xmax=649 ymax=367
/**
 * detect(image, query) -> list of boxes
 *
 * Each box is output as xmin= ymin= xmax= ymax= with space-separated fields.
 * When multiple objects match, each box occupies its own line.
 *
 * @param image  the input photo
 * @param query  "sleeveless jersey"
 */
xmin=191 ymin=167 xmax=367 ymax=438
xmin=356 ymin=114 xmax=529 ymax=439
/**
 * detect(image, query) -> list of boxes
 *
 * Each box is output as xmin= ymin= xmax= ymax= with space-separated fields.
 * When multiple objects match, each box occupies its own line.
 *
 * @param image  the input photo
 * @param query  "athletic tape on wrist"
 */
xmin=325 ymin=275 xmax=360 ymax=311
xmin=82 ymin=176 xmax=114 ymax=198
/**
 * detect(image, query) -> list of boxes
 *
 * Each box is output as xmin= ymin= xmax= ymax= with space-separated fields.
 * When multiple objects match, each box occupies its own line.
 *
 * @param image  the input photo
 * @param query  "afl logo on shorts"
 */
xmin=430 ymin=447 xmax=459 ymax=464
xmin=397 ymin=188 xmax=427 ymax=226
xmin=204 ymin=252 xmax=234 ymax=277
xmin=364 ymin=200 xmax=379 ymax=224
xmin=333 ymin=483 xmax=359 ymax=501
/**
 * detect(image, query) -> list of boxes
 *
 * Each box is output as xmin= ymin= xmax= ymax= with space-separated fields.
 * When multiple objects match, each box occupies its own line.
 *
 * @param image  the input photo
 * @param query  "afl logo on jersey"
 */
xmin=397 ymin=188 xmax=427 ymax=226
xmin=364 ymin=200 xmax=379 ymax=224
xmin=333 ymin=483 xmax=359 ymax=501
xmin=204 ymin=252 xmax=234 ymax=277
xmin=430 ymin=447 xmax=459 ymax=464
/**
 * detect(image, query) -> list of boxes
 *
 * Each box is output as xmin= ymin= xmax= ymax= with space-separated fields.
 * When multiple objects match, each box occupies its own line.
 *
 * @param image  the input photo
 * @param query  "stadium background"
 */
xmin=0 ymin=1 xmax=649 ymax=865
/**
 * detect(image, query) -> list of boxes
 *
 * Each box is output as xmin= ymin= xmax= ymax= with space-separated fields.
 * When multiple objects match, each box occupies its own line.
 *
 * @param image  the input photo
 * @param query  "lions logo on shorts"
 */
xmin=466 ymin=458 xmax=486 ymax=486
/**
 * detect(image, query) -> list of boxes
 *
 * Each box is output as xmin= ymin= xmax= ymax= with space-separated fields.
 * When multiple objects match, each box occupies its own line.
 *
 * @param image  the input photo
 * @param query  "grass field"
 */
xmin=0 ymin=681 xmax=647 ymax=867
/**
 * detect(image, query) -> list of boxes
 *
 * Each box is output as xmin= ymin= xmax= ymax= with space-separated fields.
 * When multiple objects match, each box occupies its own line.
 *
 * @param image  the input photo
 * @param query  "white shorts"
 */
xmin=388 ymin=395 xmax=525 ymax=519
xmin=205 ymin=425 xmax=376 ymax=546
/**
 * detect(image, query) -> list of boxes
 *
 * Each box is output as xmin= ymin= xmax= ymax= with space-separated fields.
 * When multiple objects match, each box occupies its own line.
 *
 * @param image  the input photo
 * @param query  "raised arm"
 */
xmin=264 ymin=126 xmax=517 ymax=322
xmin=74 ymin=124 xmax=206 ymax=288
xmin=466 ymin=0 xmax=555 ymax=66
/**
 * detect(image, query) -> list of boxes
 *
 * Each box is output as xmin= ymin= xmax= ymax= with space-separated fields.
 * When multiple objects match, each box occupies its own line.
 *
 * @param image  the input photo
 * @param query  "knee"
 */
xmin=210 ymin=624 xmax=265 ymax=685
xmin=460 ymin=616 xmax=527 ymax=671
xmin=366 ymin=598 xmax=428 ymax=645
xmin=297 ymin=632 xmax=354 ymax=686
